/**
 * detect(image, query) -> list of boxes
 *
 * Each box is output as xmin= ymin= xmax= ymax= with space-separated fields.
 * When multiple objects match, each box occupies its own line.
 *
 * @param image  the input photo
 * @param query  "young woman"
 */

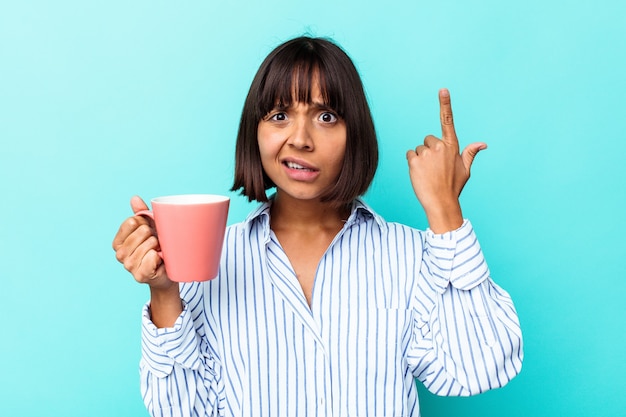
xmin=113 ymin=36 xmax=523 ymax=417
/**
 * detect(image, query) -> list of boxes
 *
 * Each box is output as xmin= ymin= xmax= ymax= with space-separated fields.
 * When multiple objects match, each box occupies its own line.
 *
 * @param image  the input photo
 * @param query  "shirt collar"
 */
xmin=345 ymin=198 xmax=387 ymax=229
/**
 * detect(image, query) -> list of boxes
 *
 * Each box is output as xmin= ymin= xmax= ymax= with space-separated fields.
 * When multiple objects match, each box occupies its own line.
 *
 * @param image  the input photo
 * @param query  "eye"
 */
xmin=319 ymin=112 xmax=338 ymax=123
xmin=269 ymin=112 xmax=288 ymax=121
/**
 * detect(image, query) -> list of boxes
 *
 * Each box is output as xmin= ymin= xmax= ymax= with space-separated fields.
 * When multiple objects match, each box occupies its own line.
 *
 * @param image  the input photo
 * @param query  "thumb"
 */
xmin=461 ymin=142 xmax=487 ymax=171
xmin=130 ymin=195 xmax=149 ymax=214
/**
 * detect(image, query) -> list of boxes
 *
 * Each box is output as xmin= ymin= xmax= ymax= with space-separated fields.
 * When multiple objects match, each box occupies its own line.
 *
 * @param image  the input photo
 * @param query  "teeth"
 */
xmin=286 ymin=161 xmax=311 ymax=170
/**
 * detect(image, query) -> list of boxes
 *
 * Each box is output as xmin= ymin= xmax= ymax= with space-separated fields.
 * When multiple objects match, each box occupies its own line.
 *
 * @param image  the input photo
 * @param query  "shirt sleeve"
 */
xmin=140 ymin=283 xmax=225 ymax=417
xmin=406 ymin=220 xmax=524 ymax=396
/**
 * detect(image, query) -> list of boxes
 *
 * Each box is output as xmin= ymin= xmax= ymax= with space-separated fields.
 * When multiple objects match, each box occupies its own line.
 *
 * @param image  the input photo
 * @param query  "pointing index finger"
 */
xmin=439 ymin=88 xmax=458 ymax=145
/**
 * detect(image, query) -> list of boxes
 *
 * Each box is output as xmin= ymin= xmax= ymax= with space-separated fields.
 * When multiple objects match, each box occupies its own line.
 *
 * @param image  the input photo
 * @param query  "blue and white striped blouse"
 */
xmin=140 ymin=199 xmax=523 ymax=417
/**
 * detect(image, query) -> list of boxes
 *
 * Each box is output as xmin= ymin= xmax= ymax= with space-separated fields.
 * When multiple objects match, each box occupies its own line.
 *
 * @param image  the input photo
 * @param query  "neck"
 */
xmin=270 ymin=192 xmax=351 ymax=232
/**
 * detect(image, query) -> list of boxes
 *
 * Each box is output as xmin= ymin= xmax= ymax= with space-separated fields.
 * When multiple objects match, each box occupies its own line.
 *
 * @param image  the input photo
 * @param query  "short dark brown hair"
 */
xmin=231 ymin=36 xmax=378 ymax=205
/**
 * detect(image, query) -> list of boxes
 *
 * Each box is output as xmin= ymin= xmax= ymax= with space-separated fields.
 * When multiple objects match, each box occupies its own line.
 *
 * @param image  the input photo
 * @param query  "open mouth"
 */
xmin=284 ymin=161 xmax=316 ymax=172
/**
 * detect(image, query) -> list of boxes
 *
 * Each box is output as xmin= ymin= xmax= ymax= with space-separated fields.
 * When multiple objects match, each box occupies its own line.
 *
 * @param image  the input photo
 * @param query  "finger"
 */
xmin=461 ymin=142 xmax=488 ymax=171
xmin=135 ymin=243 xmax=164 ymax=281
xmin=141 ymin=250 xmax=165 ymax=282
xmin=123 ymin=235 xmax=161 ymax=276
xmin=439 ymin=88 xmax=458 ymax=145
xmin=131 ymin=195 xmax=158 ymax=229
xmin=413 ymin=144 xmax=428 ymax=156
xmin=114 ymin=223 xmax=156 ymax=263
xmin=126 ymin=223 xmax=157 ymax=253
xmin=113 ymin=196 xmax=151 ymax=251
xmin=131 ymin=195 xmax=149 ymax=214
xmin=423 ymin=135 xmax=441 ymax=149
xmin=112 ymin=215 xmax=151 ymax=251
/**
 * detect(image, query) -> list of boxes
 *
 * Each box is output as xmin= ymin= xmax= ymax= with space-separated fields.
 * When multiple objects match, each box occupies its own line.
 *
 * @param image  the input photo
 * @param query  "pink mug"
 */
xmin=137 ymin=194 xmax=230 ymax=282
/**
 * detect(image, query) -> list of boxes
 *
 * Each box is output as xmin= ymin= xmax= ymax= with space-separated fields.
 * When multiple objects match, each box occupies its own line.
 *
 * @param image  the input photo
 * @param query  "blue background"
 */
xmin=1 ymin=1 xmax=624 ymax=416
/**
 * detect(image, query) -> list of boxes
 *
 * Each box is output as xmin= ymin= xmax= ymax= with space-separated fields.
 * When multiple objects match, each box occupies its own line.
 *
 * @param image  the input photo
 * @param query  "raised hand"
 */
xmin=406 ymin=89 xmax=487 ymax=233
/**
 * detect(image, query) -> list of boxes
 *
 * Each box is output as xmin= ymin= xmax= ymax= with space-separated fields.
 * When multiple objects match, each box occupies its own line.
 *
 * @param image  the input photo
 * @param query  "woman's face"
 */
xmin=257 ymin=79 xmax=347 ymax=203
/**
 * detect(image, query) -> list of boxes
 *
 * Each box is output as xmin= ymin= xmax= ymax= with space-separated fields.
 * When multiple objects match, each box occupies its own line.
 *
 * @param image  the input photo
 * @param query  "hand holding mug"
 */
xmin=113 ymin=196 xmax=172 ymax=290
xmin=114 ymin=194 xmax=229 ymax=284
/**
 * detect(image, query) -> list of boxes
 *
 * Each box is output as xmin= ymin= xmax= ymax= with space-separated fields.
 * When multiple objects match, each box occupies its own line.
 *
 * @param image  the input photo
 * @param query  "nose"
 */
xmin=287 ymin=118 xmax=314 ymax=151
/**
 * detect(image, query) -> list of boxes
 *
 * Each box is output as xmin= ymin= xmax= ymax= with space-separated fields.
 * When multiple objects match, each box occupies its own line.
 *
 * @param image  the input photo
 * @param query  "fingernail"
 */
xmin=440 ymin=88 xmax=450 ymax=97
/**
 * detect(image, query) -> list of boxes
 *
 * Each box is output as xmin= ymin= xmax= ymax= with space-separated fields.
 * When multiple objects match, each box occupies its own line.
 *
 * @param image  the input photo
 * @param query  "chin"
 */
xmin=276 ymin=188 xmax=325 ymax=202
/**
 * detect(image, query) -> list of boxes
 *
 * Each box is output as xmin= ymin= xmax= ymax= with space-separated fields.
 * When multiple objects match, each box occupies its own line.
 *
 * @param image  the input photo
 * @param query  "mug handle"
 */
xmin=134 ymin=209 xmax=163 ymax=258
xmin=135 ymin=209 xmax=153 ymax=219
